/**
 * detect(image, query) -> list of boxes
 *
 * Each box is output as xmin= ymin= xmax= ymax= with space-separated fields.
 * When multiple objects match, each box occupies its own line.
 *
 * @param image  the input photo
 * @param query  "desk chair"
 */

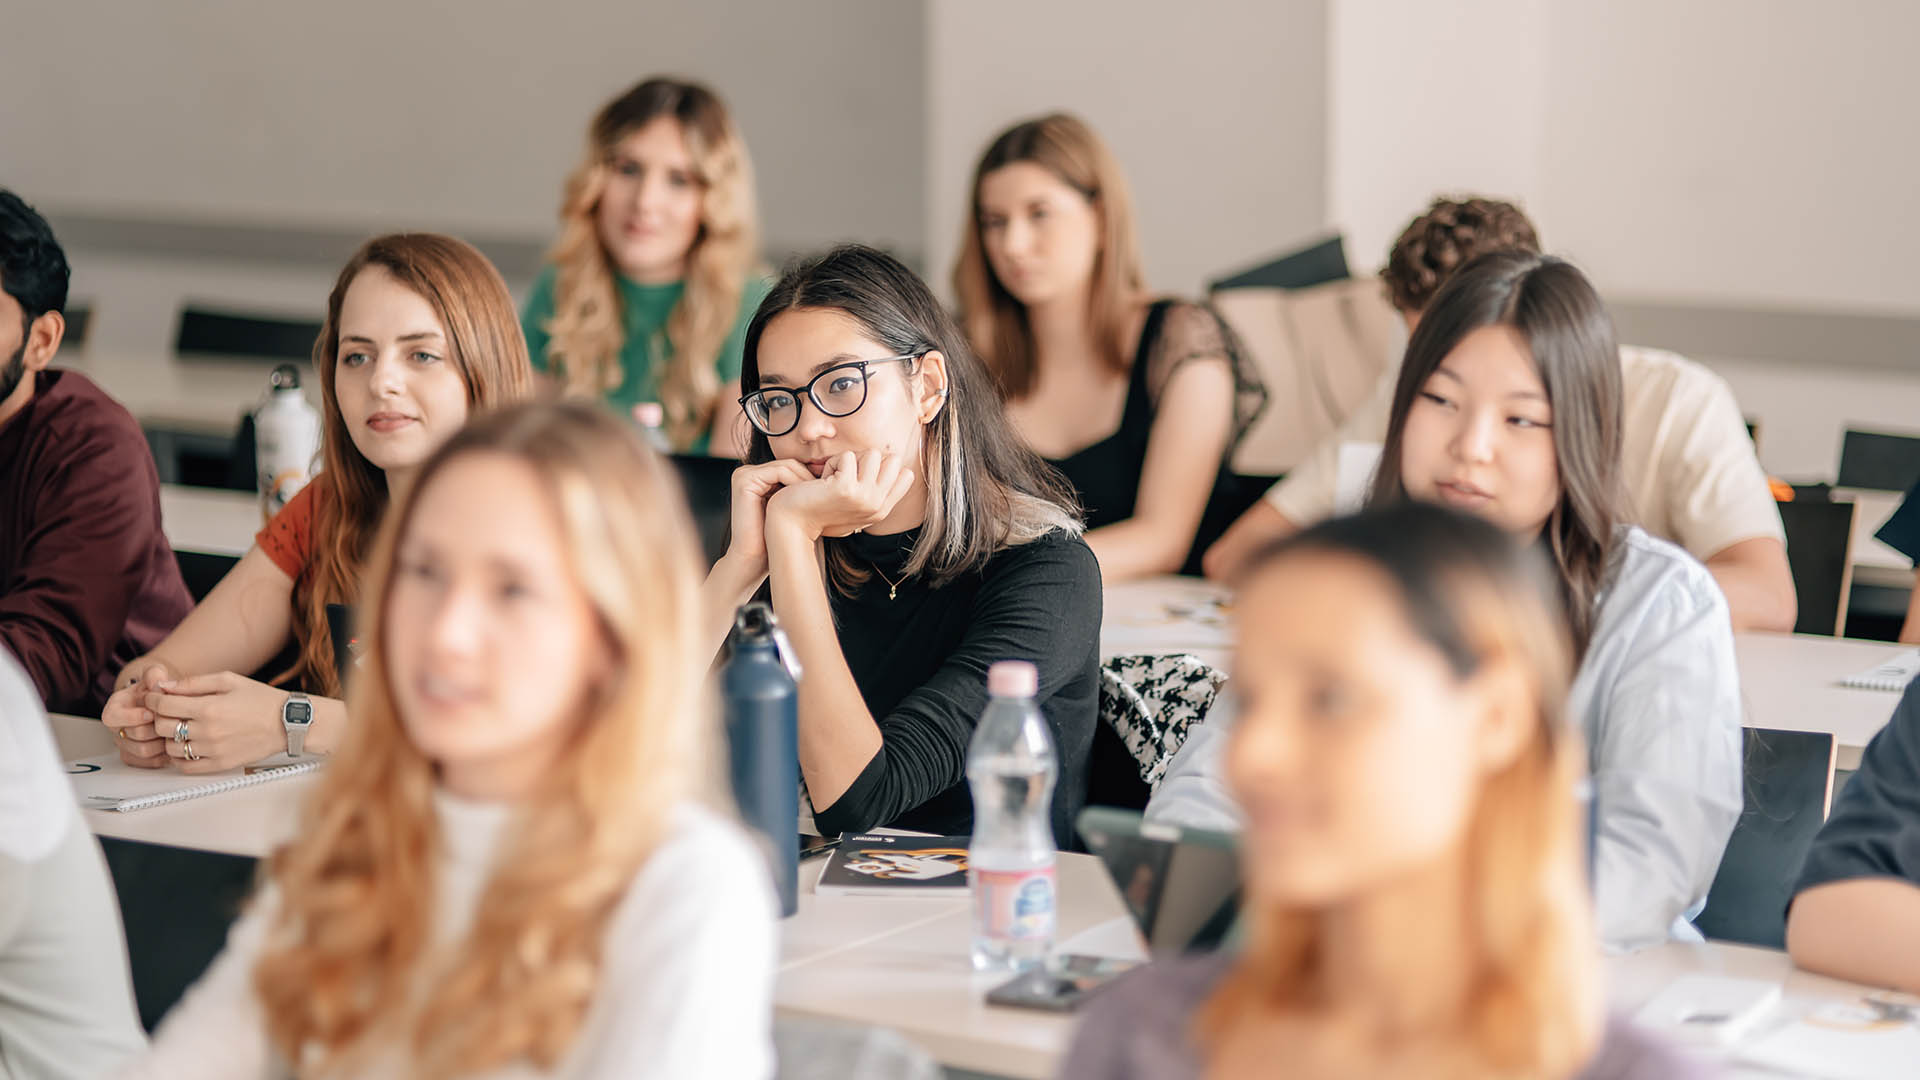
xmin=174 ymin=303 xmax=324 ymax=363
xmin=173 ymin=549 xmax=240 ymax=604
xmin=1693 ymin=727 xmax=1837 ymax=949
xmin=1778 ymin=498 xmax=1857 ymax=635
xmin=1837 ymin=428 xmax=1920 ymax=494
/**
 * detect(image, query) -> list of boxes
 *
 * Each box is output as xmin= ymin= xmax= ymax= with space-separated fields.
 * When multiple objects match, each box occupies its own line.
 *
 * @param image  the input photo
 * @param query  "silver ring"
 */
xmin=184 ymin=740 xmax=200 ymax=762
xmin=173 ymin=720 xmax=190 ymax=743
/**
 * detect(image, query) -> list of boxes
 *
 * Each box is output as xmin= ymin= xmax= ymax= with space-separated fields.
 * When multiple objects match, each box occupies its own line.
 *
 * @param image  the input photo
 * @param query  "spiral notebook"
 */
xmin=68 ymin=753 xmax=320 ymax=812
xmin=1839 ymin=649 xmax=1920 ymax=692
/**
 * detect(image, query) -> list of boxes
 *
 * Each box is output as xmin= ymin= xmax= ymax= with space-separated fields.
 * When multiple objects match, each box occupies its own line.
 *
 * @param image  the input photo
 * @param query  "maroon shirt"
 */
xmin=0 ymin=368 xmax=192 ymax=715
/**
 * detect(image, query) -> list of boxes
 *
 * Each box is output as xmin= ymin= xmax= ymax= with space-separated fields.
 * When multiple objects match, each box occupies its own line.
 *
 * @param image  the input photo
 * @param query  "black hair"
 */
xmin=0 ymin=189 xmax=70 ymax=323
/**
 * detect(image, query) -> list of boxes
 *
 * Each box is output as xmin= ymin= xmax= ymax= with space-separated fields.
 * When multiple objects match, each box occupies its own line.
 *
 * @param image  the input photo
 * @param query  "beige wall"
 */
xmin=0 ymin=0 xmax=927 ymax=258
xmin=1327 ymin=0 xmax=1920 ymax=318
xmin=925 ymin=0 xmax=1329 ymax=298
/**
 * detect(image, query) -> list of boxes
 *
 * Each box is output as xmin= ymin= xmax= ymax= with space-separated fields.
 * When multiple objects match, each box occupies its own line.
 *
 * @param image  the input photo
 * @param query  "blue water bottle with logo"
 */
xmin=723 ymin=602 xmax=801 ymax=916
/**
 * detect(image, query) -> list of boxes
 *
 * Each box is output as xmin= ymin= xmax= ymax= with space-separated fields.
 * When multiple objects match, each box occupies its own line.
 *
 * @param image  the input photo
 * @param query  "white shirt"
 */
xmin=118 ymin=795 xmax=777 ymax=1080
xmin=1148 ymin=528 xmax=1745 ymax=952
xmin=1263 ymin=346 xmax=1786 ymax=559
xmin=0 ymin=648 xmax=147 ymax=1080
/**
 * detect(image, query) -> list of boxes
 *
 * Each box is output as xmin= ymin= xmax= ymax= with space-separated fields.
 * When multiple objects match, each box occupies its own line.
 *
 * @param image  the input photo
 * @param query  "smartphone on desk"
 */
xmin=985 ymin=954 xmax=1142 ymax=1013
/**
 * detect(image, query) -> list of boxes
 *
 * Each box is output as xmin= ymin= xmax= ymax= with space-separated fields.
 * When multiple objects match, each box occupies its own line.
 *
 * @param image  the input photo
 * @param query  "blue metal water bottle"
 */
xmin=723 ymin=602 xmax=801 ymax=916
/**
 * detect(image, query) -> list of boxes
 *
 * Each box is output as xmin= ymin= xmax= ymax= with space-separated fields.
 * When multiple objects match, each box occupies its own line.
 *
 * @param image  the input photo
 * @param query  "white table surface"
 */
xmin=1102 ymin=577 xmax=1907 ymax=771
xmin=68 ymin=349 xmax=311 ymax=436
xmin=160 ymin=482 xmax=261 ymax=558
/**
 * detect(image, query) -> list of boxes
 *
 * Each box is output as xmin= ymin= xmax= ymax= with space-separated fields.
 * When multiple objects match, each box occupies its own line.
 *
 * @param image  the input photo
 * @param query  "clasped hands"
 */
xmin=728 ymin=450 xmax=916 ymax=566
xmin=100 ymin=663 xmax=289 ymax=773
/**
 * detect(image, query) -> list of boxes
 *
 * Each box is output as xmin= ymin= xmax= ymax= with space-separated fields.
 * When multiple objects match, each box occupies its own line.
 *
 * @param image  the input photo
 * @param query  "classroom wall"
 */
xmin=924 ymin=0 xmax=1330 ymax=299
xmin=0 ymin=0 xmax=927 ymax=260
xmin=1327 ymin=0 xmax=1920 ymax=320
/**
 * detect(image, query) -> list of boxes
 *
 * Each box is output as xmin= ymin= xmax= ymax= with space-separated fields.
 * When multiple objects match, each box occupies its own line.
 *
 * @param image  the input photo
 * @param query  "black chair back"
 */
xmin=1778 ymin=498 xmax=1856 ymax=635
xmin=1837 ymin=428 xmax=1920 ymax=493
xmin=174 ymin=304 xmax=323 ymax=363
xmin=1693 ymin=727 xmax=1836 ymax=948
xmin=670 ymin=454 xmax=736 ymax=568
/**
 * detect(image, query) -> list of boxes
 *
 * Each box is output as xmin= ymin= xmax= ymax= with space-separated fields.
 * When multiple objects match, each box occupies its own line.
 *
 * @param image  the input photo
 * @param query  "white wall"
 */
xmin=0 ymin=0 xmax=926 ymax=258
xmin=925 ymin=0 xmax=1329 ymax=298
xmin=1327 ymin=0 xmax=1920 ymax=317
xmin=1326 ymin=0 xmax=1548 ymax=275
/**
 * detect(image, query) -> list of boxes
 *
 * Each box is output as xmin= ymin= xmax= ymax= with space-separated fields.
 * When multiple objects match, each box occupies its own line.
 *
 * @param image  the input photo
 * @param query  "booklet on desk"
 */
xmin=1839 ymin=648 xmax=1920 ymax=692
xmin=67 ymin=752 xmax=320 ymax=812
xmin=814 ymin=834 xmax=973 ymax=896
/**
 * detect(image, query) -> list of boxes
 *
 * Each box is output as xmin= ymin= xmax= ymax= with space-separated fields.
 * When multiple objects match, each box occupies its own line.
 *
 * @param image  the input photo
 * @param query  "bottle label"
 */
xmin=972 ymin=865 xmax=1056 ymax=943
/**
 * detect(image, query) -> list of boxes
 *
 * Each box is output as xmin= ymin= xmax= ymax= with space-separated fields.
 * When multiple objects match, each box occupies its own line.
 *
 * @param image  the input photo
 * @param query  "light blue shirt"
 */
xmin=1146 ymin=526 xmax=1744 ymax=952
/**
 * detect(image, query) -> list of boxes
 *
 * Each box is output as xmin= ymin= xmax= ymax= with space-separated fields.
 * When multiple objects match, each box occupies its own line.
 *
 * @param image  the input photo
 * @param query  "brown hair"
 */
xmin=540 ymin=77 xmax=759 ymax=448
xmin=741 ymin=245 xmax=1081 ymax=594
xmin=254 ymin=400 xmax=715 ymax=1078
xmin=1368 ymin=251 xmax=1623 ymax=660
xmin=952 ymin=113 xmax=1145 ymax=399
xmin=291 ymin=233 xmax=534 ymax=696
xmin=1381 ymin=197 xmax=1542 ymax=315
xmin=1204 ymin=502 xmax=1601 ymax=1076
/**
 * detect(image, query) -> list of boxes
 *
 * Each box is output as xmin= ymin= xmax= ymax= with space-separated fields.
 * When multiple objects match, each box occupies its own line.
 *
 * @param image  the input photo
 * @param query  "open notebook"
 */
xmin=1839 ymin=649 xmax=1920 ymax=692
xmin=68 ymin=752 xmax=319 ymax=812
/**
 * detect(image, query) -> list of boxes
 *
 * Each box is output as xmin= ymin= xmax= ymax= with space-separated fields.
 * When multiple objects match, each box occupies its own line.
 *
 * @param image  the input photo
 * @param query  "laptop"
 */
xmin=1076 ymin=807 xmax=1242 ymax=953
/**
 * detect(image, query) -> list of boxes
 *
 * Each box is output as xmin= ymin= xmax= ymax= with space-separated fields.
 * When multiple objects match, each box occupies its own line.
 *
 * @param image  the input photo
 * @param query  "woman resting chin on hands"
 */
xmin=700 ymin=245 xmax=1101 ymax=845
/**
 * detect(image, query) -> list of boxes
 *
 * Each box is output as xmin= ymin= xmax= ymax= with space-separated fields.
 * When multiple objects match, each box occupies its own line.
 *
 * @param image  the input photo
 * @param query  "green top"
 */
xmin=521 ymin=265 xmax=773 ymax=454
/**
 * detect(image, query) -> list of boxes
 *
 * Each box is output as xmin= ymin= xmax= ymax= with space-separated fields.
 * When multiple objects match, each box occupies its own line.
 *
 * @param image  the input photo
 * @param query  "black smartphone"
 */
xmin=984 ymin=954 xmax=1142 ymax=1013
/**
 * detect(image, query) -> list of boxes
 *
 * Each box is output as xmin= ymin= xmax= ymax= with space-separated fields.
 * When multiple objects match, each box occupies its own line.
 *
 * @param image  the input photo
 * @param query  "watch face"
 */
xmin=287 ymin=702 xmax=313 ymax=726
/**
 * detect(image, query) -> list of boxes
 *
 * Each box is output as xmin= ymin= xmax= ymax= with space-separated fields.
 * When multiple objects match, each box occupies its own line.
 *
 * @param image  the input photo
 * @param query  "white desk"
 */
xmin=54 ymin=713 xmax=309 ymax=858
xmin=778 ymin=852 xmax=1144 ymax=1079
xmin=1103 ymin=578 xmax=1906 ymax=771
xmin=68 ymin=350 xmax=310 ymax=437
xmin=160 ymin=483 xmax=261 ymax=558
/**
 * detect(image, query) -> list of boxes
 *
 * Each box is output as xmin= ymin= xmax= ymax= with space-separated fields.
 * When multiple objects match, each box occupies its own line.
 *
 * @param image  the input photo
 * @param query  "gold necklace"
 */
xmin=873 ymin=562 xmax=907 ymax=601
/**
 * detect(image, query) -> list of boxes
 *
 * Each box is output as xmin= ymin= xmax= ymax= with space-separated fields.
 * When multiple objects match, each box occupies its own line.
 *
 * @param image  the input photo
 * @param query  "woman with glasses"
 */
xmin=954 ymin=114 xmax=1265 ymax=581
xmin=702 ymin=244 xmax=1100 ymax=844
xmin=522 ymin=77 xmax=769 ymax=455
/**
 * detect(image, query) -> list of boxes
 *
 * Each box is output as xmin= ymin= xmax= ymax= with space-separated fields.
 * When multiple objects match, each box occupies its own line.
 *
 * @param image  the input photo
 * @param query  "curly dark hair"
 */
xmin=0 ymin=189 xmax=69 ymax=323
xmin=1380 ymin=196 xmax=1539 ymax=315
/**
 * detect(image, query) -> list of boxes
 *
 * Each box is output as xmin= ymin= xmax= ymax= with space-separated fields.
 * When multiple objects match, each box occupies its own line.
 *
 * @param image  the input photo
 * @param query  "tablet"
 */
xmin=1076 ymin=807 xmax=1242 ymax=953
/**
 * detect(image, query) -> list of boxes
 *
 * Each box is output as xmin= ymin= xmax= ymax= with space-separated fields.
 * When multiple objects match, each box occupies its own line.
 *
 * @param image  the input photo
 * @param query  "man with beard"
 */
xmin=0 ymin=189 xmax=190 ymax=717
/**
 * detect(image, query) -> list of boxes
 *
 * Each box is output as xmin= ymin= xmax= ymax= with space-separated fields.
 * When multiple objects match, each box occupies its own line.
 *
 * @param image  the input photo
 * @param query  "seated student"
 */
xmin=1864 ymin=481 xmax=1920 ymax=643
xmin=1 ymin=646 xmax=146 ymax=1078
xmin=1785 ymin=679 xmax=1920 ymax=992
xmin=702 ymin=244 xmax=1100 ymax=844
xmin=1063 ymin=504 xmax=1707 ymax=1080
xmin=1153 ymin=252 xmax=1743 ymax=950
xmin=524 ymin=76 xmax=771 ymax=456
xmin=0 ymin=188 xmax=192 ymax=715
xmin=953 ymin=114 xmax=1265 ymax=581
xmin=102 ymin=234 xmax=534 ymax=771
xmin=119 ymin=400 xmax=776 ymax=1079
xmin=1202 ymin=196 xmax=1795 ymax=633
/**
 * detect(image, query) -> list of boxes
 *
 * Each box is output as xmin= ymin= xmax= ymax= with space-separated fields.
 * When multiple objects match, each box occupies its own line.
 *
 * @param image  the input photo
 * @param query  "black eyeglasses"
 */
xmin=738 ymin=354 xmax=922 ymax=437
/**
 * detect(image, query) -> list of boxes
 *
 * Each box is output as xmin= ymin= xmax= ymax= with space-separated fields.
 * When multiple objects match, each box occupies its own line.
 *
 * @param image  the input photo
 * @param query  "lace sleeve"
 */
xmin=1141 ymin=299 xmax=1269 ymax=457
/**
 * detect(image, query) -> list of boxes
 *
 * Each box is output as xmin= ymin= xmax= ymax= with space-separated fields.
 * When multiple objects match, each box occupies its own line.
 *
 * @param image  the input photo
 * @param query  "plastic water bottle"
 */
xmin=723 ymin=602 xmax=801 ymax=917
xmin=254 ymin=364 xmax=321 ymax=522
xmin=967 ymin=660 xmax=1057 ymax=973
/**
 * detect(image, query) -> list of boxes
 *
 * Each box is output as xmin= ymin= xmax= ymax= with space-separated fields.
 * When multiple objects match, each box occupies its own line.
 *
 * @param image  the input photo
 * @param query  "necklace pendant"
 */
xmin=888 ymin=584 xmax=898 ymax=601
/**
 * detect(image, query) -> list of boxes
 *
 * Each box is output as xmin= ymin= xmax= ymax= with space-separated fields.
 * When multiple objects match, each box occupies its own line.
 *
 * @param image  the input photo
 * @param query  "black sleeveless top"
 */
xmin=1044 ymin=300 xmax=1174 ymax=532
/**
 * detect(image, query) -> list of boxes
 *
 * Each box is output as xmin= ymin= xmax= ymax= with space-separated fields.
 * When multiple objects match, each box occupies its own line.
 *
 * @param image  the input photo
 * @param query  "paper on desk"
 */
xmin=1732 ymin=995 xmax=1920 ymax=1079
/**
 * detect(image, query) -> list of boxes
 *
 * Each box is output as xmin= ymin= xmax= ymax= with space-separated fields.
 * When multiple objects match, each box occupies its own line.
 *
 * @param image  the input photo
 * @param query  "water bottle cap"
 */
xmin=987 ymin=660 xmax=1037 ymax=697
xmin=634 ymin=402 xmax=665 ymax=428
xmin=269 ymin=364 xmax=302 ymax=391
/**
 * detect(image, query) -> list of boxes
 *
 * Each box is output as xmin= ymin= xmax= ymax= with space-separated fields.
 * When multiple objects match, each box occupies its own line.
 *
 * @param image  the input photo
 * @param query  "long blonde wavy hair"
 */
xmin=289 ymin=233 xmax=534 ymax=697
xmin=952 ymin=112 xmax=1146 ymax=400
xmin=540 ymin=77 xmax=759 ymax=449
xmin=253 ymin=400 xmax=717 ymax=1078
xmin=1204 ymin=503 xmax=1602 ymax=1078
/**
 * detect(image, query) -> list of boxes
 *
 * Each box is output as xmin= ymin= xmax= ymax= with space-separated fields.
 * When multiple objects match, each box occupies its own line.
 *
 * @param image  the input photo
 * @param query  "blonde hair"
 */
xmin=1204 ymin=504 xmax=1602 ymax=1078
xmin=291 ymin=233 xmax=534 ymax=697
xmin=541 ymin=77 xmax=760 ymax=448
xmin=253 ymin=400 xmax=716 ymax=1078
xmin=952 ymin=113 xmax=1146 ymax=399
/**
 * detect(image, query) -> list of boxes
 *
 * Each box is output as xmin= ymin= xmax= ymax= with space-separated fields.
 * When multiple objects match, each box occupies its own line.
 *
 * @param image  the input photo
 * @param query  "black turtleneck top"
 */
xmin=811 ymin=526 xmax=1101 ymax=848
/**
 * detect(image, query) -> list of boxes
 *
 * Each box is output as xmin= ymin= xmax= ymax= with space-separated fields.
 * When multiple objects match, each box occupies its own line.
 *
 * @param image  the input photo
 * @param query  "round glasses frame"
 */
xmin=737 ymin=353 xmax=923 ymax=437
